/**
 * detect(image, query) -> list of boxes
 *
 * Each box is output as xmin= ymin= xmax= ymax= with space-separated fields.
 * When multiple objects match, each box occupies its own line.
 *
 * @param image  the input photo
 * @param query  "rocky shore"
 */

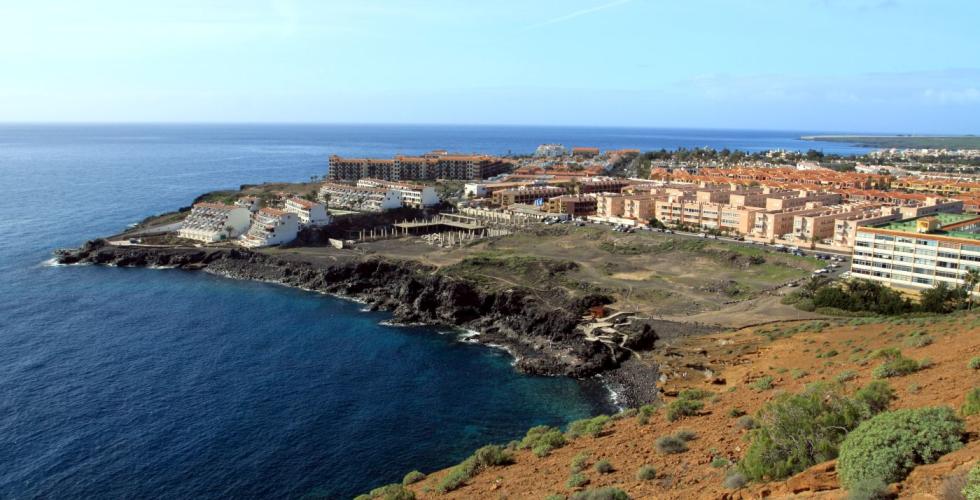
xmin=56 ymin=240 xmax=662 ymax=398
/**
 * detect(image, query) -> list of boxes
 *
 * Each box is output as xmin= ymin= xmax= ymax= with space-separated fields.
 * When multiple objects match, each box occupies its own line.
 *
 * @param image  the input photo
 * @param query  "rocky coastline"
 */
xmin=56 ymin=240 xmax=663 ymax=402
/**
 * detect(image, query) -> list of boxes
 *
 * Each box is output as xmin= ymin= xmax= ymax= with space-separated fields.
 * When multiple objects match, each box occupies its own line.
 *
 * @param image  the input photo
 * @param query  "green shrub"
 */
xmin=674 ymin=428 xmax=697 ymax=441
xmin=402 ymin=470 xmax=425 ymax=486
xmin=904 ymin=333 xmax=933 ymax=348
xmin=637 ymin=404 xmax=658 ymax=425
xmin=666 ymin=399 xmax=703 ymax=422
xmin=738 ymin=383 xmax=875 ymax=481
xmin=736 ymin=415 xmax=757 ymax=430
xmin=963 ymin=388 xmax=980 ymax=416
xmin=364 ymin=483 xmax=416 ymax=500
xmin=835 ymin=370 xmax=858 ymax=383
xmin=438 ymin=457 xmax=476 ymax=493
xmin=791 ymin=369 xmax=809 ymax=380
xmin=751 ymin=375 xmax=775 ymax=391
xmin=677 ymin=388 xmax=712 ymax=400
xmin=594 ymin=459 xmax=614 ymax=474
xmin=521 ymin=425 xmax=567 ymax=456
xmin=970 ymin=357 xmax=980 ymax=370
xmin=854 ymin=381 xmax=897 ymax=416
xmin=569 ymin=487 xmax=629 ymax=500
xmin=655 ymin=435 xmax=688 ymax=454
xmin=845 ymin=477 xmax=889 ymax=500
xmin=636 ymin=465 xmax=656 ymax=481
xmin=472 ymin=444 xmax=514 ymax=468
xmin=727 ymin=408 xmax=746 ymax=418
xmin=567 ymin=415 xmax=611 ymax=438
xmin=566 ymin=472 xmax=589 ymax=488
xmin=711 ymin=457 xmax=731 ymax=468
xmin=871 ymin=349 xmax=924 ymax=379
xmin=570 ymin=452 xmax=590 ymax=473
xmin=837 ymin=407 xmax=965 ymax=488
xmin=963 ymin=463 xmax=980 ymax=500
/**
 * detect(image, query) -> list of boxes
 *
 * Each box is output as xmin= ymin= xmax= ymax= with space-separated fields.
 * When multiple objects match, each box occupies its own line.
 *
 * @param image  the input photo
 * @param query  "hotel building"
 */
xmin=177 ymin=203 xmax=252 ymax=243
xmin=239 ymin=208 xmax=299 ymax=248
xmin=851 ymin=213 xmax=980 ymax=293
xmin=355 ymin=179 xmax=440 ymax=208
xmin=284 ymin=197 xmax=332 ymax=227
xmin=318 ymin=182 xmax=403 ymax=212
xmin=327 ymin=151 xmax=510 ymax=182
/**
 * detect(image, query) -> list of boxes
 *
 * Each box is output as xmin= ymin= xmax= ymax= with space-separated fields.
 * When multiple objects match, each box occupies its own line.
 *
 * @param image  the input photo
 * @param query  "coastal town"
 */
xmin=153 ymin=143 xmax=980 ymax=300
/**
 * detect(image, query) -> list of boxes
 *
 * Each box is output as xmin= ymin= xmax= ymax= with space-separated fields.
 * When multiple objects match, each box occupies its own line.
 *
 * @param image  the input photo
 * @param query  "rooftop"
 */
xmin=874 ymin=213 xmax=980 ymax=241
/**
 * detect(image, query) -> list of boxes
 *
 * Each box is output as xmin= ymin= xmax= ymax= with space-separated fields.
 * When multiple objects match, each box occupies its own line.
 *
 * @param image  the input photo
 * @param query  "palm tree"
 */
xmin=965 ymin=268 xmax=980 ymax=310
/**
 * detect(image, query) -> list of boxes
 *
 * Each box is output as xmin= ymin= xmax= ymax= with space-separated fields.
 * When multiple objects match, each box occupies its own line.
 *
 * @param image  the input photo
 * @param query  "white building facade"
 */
xmin=177 ymin=203 xmax=252 ymax=243
xmin=284 ymin=197 xmax=332 ymax=226
xmin=319 ymin=182 xmax=403 ymax=212
xmin=239 ymin=208 xmax=299 ymax=248
xmin=355 ymin=179 xmax=440 ymax=208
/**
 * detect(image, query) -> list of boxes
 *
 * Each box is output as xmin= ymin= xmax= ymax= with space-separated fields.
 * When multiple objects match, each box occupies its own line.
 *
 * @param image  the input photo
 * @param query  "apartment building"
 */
xmin=235 ymin=196 xmax=261 ymax=212
xmin=327 ymin=151 xmax=510 ymax=181
xmin=572 ymin=147 xmax=600 ymax=158
xmin=534 ymin=144 xmax=567 ymax=158
xmin=851 ymin=213 xmax=980 ymax=293
xmin=318 ymin=182 xmax=403 ymax=212
xmin=356 ymin=178 xmax=440 ymax=208
xmin=492 ymin=186 xmax=567 ymax=206
xmin=177 ymin=203 xmax=252 ymax=243
xmin=545 ymin=195 xmax=598 ymax=218
xmin=284 ymin=197 xmax=332 ymax=227
xmin=240 ymin=208 xmax=299 ymax=248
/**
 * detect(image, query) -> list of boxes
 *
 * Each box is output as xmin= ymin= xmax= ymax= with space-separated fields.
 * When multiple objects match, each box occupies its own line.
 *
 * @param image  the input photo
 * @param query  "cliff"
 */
xmin=56 ymin=240 xmax=658 ymax=381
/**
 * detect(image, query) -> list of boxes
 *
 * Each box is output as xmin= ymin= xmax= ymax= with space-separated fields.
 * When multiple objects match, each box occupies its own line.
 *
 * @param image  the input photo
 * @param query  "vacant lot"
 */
xmin=356 ymin=225 xmax=820 ymax=318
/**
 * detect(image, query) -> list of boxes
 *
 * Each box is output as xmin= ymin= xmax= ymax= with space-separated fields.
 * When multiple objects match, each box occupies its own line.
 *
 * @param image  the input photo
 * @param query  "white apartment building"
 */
xmin=235 ymin=196 xmax=261 ymax=212
xmin=319 ymin=182 xmax=403 ymax=212
xmin=534 ymin=144 xmax=567 ymax=158
xmin=177 ymin=203 xmax=252 ymax=243
xmin=851 ymin=213 xmax=980 ymax=293
xmin=356 ymin=179 xmax=440 ymax=208
xmin=239 ymin=208 xmax=299 ymax=248
xmin=284 ymin=197 xmax=332 ymax=226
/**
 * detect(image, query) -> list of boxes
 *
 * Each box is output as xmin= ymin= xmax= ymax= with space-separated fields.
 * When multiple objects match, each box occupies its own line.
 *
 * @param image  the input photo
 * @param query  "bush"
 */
xmin=751 ymin=375 xmax=775 ymax=391
xmin=567 ymin=415 xmax=611 ymax=438
xmin=854 ymin=381 xmax=897 ymax=416
xmin=472 ymin=444 xmax=514 ymax=468
xmin=637 ymin=404 xmax=658 ymax=425
xmin=570 ymin=452 xmax=589 ymax=473
xmin=364 ymin=483 xmax=416 ymax=500
xmin=666 ymin=399 xmax=703 ymax=422
xmin=723 ymin=472 xmax=747 ymax=490
xmin=963 ymin=463 xmax=980 ymax=500
xmin=739 ymin=383 xmax=875 ymax=481
xmin=837 ymin=407 xmax=965 ymax=488
xmin=845 ymin=477 xmax=889 ymax=500
xmin=811 ymin=279 xmax=912 ymax=315
xmin=594 ymin=459 xmax=614 ymax=474
xmin=736 ymin=415 xmax=757 ymax=430
xmin=728 ymin=408 xmax=746 ymax=418
xmin=521 ymin=425 xmax=567 ymax=457
xmin=674 ymin=428 xmax=697 ymax=441
xmin=711 ymin=457 xmax=731 ymax=468
xmin=636 ymin=465 xmax=656 ymax=481
xmin=871 ymin=349 xmax=924 ymax=379
xmin=971 ymin=357 xmax=980 ymax=370
xmin=963 ymin=388 xmax=980 ymax=416
xmin=904 ymin=333 xmax=933 ymax=348
xmin=402 ymin=470 xmax=425 ymax=486
xmin=569 ymin=487 xmax=629 ymax=500
xmin=438 ymin=458 xmax=476 ymax=493
xmin=655 ymin=435 xmax=688 ymax=454
xmin=566 ymin=472 xmax=589 ymax=488
xmin=835 ymin=370 xmax=858 ymax=383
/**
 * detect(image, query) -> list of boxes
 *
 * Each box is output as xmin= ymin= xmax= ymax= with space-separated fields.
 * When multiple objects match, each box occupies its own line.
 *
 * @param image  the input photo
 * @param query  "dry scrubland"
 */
xmin=386 ymin=312 xmax=980 ymax=499
xmin=358 ymin=225 xmax=820 ymax=319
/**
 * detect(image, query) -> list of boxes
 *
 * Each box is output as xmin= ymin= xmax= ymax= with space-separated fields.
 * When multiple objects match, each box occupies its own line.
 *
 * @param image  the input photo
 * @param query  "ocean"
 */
xmin=0 ymin=124 xmax=870 ymax=498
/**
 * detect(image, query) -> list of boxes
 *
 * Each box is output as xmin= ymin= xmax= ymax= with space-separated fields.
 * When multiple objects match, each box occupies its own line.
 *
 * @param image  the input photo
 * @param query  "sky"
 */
xmin=1 ymin=0 xmax=979 ymax=133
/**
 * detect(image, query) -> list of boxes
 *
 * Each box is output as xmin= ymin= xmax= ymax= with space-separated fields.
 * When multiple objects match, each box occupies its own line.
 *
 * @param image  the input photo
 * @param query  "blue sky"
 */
xmin=2 ymin=0 xmax=979 ymax=132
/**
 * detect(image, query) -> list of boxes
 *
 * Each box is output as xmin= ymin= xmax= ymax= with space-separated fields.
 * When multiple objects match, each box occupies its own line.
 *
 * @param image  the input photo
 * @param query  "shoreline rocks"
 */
xmin=55 ymin=240 xmax=660 ymax=391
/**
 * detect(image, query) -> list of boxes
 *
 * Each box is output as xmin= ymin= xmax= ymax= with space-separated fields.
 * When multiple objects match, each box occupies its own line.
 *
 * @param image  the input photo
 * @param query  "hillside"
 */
xmin=370 ymin=312 xmax=980 ymax=499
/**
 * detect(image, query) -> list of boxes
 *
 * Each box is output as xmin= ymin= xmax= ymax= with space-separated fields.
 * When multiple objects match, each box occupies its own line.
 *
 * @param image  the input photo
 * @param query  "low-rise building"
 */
xmin=356 ymin=179 xmax=440 ymax=208
xmin=177 ymin=203 xmax=252 ymax=243
xmin=319 ymin=182 xmax=403 ymax=212
xmin=545 ymin=195 xmax=598 ymax=218
xmin=534 ymin=144 xmax=567 ymax=158
xmin=235 ymin=196 xmax=261 ymax=212
xmin=851 ymin=213 xmax=980 ymax=293
xmin=284 ymin=197 xmax=332 ymax=226
xmin=492 ymin=186 xmax=567 ymax=206
xmin=240 ymin=208 xmax=299 ymax=248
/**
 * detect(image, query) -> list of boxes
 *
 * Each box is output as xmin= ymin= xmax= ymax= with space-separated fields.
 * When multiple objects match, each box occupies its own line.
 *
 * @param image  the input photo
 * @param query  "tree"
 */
xmin=919 ymin=282 xmax=967 ymax=314
xmin=964 ymin=268 xmax=980 ymax=310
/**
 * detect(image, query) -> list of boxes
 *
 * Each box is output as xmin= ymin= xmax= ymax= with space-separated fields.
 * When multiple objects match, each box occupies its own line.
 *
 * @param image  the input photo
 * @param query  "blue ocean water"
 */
xmin=0 ymin=124 xmax=870 ymax=499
